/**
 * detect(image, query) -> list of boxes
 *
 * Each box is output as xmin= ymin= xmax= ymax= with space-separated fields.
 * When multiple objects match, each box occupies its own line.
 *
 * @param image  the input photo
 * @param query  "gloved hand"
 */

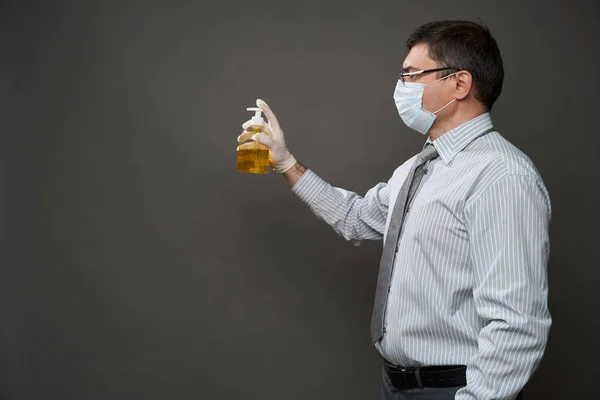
xmin=237 ymin=99 xmax=297 ymax=174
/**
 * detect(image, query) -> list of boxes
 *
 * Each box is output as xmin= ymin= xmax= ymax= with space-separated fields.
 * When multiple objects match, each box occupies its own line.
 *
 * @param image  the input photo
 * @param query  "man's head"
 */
xmin=399 ymin=20 xmax=504 ymax=136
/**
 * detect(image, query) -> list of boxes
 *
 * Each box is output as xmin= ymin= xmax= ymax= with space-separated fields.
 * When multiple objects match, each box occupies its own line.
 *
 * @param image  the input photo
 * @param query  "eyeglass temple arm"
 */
xmin=401 ymin=67 xmax=456 ymax=77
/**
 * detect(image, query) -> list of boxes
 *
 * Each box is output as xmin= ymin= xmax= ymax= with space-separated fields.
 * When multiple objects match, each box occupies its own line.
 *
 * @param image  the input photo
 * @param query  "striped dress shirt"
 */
xmin=291 ymin=113 xmax=551 ymax=399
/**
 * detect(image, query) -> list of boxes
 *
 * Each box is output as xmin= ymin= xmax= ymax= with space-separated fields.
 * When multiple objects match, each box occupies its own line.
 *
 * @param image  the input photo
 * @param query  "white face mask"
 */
xmin=393 ymin=73 xmax=457 ymax=135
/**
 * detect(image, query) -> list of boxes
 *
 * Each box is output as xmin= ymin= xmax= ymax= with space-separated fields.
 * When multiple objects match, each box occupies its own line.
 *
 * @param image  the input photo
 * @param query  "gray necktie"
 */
xmin=370 ymin=143 xmax=439 ymax=345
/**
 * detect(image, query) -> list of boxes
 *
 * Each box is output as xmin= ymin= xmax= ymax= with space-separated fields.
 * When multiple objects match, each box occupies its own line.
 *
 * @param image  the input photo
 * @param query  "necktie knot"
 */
xmin=418 ymin=143 xmax=439 ymax=163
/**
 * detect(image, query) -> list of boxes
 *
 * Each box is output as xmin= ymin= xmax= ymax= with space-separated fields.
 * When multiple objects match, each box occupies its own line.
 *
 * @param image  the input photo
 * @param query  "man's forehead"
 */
xmin=402 ymin=43 xmax=436 ymax=70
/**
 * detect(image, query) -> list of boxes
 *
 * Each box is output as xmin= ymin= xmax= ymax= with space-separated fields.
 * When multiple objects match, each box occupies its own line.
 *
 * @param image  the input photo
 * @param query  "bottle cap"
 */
xmin=247 ymin=107 xmax=264 ymax=127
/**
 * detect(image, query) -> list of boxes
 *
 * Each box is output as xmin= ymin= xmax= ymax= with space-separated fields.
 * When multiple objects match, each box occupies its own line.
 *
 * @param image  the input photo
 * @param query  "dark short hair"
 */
xmin=406 ymin=20 xmax=504 ymax=110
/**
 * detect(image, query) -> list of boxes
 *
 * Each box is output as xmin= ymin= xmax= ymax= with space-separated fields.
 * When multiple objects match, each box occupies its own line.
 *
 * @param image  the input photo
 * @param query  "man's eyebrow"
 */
xmin=402 ymin=65 xmax=419 ymax=73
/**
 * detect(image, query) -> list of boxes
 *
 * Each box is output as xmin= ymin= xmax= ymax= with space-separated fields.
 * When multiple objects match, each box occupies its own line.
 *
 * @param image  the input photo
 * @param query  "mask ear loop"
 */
xmin=425 ymin=71 xmax=458 ymax=114
xmin=433 ymin=98 xmax=456 ymax=114
xmin=425 ymin=71 xmax=458 ymax=87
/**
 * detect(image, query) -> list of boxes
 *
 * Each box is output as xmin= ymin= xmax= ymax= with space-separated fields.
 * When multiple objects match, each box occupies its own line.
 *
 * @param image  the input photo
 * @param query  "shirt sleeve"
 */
xmin=290 ymin=169 xmax=389 ymax=243
xmin=457 ymin=175 xmax=552 ymax=400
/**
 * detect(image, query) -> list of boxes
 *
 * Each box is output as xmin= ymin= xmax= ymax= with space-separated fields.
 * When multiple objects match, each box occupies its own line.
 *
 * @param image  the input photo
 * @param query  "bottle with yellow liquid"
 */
xmin=237 ymin=107 xmax=270 ymax=174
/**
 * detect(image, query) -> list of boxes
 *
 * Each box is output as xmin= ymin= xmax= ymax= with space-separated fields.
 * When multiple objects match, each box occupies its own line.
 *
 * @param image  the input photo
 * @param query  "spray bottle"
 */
xmin=236 ymin=107 xmax=270 ymax=174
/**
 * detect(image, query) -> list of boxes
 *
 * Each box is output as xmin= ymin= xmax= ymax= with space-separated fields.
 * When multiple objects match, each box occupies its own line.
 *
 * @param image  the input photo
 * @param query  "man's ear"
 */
xmin=453 ymin=70 xmax=472 ymax=100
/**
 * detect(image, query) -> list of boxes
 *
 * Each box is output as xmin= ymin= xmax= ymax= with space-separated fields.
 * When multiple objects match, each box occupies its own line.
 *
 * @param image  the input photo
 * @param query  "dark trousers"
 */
xmin=381 ymin=366 xmax=524 ymax=400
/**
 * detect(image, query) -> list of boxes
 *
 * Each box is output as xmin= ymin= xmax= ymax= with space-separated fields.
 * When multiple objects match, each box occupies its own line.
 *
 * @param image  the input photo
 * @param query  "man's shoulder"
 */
xmin=464 ymin=131 xmax=544 ymax=180
xmin=462 ymin=132 xmax=551 ymax=211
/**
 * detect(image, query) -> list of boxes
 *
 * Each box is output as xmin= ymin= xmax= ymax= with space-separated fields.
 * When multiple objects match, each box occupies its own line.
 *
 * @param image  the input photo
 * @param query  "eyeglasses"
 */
xmin=399 ymin=67 xmax=457 ymax=83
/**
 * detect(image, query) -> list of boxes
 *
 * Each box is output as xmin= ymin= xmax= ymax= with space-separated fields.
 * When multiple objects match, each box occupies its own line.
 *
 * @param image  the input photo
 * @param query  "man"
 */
xmin=238 ymin=20 xmax=551 ymax=400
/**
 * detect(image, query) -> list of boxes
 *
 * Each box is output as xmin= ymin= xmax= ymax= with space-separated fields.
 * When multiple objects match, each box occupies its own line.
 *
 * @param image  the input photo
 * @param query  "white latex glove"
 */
xmin=237 ymin=99 xmax=297 ymax=174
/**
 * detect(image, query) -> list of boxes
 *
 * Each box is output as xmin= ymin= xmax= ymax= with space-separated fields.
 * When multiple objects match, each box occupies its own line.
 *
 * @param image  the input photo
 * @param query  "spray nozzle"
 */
xmin=247 ymin=107 xmax=264 ymax=127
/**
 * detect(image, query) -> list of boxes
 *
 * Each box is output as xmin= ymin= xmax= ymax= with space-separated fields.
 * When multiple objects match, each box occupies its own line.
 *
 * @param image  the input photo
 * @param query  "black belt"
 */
xmin=384 ymin=361 xmax=467 ymax=389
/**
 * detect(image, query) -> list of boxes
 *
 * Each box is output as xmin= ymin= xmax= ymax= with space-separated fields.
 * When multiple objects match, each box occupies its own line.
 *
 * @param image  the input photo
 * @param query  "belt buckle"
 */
xmin=399 ymin=367 xmax=412 ymax=389
xmin=386 ymin=365 xmax=412 ymax=389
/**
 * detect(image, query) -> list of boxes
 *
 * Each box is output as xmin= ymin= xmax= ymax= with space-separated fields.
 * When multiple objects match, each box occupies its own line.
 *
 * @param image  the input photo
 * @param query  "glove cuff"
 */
xmin=273 ymin=151 xmax=297 ymax=174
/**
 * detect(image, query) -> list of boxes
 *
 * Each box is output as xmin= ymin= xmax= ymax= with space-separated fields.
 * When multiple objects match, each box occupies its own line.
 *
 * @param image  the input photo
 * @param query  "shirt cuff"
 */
xmin=290 ymin=169 xmax=329 ymax=205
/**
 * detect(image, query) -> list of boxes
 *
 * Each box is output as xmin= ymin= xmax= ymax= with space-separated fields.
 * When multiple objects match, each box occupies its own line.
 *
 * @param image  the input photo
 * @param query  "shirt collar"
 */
xmin=425 ymin=113 xmax=494 ymax=165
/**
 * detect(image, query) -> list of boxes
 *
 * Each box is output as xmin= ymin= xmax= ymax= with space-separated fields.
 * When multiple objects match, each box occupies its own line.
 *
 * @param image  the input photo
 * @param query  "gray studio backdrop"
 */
xmin=1 ymin=0 xmax=599 ymax=399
